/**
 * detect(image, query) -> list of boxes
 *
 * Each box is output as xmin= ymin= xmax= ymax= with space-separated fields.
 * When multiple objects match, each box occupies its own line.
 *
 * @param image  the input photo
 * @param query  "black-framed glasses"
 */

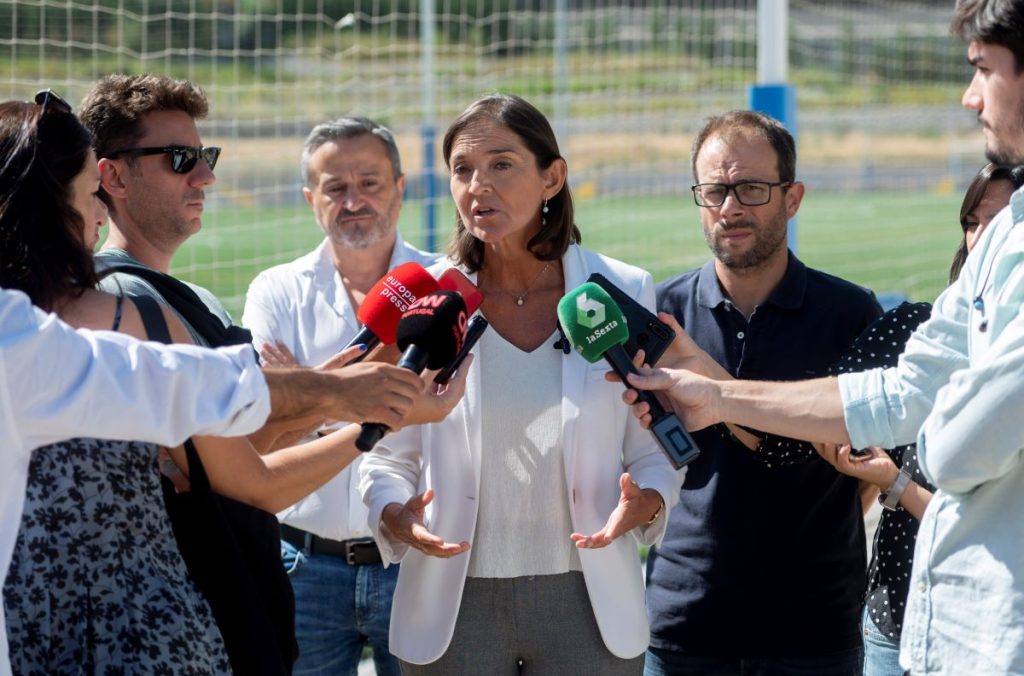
xmin=691 ymin=180 xmax=792 ymax=208
xmin=106 ymin=145 xmax=222 ymax=174
xmin=34 ymin=89 xmax=73 ymax=117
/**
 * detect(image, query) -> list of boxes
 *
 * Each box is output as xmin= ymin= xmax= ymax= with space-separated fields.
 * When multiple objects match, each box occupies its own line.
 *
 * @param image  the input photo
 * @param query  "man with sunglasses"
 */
xmin=79 ymin=74 xmax=233 ymax=346
xmin=642 ymin=111 xmax=881 ymax=676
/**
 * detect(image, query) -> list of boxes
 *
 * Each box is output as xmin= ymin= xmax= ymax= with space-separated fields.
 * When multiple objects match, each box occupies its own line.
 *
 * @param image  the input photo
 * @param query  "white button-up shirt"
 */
xmin=242 ymin=235 xmax=438 ymax=540
xmin=840 ymin=186 xmax=1024 ymax=675
xmin=0 ymin=287 xmax=270 ymax=676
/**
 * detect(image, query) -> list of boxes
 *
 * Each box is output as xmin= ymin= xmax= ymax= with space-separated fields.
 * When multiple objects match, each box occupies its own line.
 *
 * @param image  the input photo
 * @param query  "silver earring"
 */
xmin=542 ymin=198 xmax=549 ymax=226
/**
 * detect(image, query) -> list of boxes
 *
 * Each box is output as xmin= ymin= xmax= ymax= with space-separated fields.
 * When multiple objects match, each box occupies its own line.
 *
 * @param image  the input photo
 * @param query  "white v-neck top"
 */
xmin=467 ymin=326 xmax=581 ymax=578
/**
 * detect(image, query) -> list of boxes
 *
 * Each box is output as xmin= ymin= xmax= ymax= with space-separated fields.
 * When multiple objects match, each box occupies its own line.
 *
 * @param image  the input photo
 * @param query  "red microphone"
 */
xmin=438 ymin=268 xmax=483 ymax=314
xmin=343 ymin=262 xmax=440 ymax=362
xmin=356 ymin=290 xmax=468 ymax=451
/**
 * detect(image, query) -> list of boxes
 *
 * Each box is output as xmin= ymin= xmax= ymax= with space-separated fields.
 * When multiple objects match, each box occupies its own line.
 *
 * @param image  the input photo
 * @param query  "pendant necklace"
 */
xmin=504 ymin=262 xmax=552 ymax=306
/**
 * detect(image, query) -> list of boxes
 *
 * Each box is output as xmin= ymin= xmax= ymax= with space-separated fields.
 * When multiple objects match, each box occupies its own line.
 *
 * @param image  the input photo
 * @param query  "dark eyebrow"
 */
xmin=450 ymin=146 xmax=520 ymax=163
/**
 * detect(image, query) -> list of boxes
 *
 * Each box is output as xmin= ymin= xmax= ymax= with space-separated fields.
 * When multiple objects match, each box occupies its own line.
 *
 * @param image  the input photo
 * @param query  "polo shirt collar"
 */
xmin=695 ymin=249 xmax=806 ymax=311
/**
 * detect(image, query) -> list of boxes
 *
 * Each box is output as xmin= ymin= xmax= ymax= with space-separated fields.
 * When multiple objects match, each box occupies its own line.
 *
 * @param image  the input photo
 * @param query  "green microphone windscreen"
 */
xmin=556 ymin=282 xmax=629 ymax=363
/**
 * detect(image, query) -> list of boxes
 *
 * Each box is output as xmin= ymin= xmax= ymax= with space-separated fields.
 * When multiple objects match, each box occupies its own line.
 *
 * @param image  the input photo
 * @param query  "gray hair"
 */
xmin=301 ymin=116 xmax=402 ymax=186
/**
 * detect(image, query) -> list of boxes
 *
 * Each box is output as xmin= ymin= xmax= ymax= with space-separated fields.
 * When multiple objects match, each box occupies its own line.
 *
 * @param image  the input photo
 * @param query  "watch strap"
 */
xmin=878 ymin=469 xmax=911 ymax=510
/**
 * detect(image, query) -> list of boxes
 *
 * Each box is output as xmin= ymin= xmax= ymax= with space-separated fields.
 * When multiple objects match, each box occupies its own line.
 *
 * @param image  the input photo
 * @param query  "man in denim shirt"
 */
xmin=627 ymin=1 xmax=1024 ymax=673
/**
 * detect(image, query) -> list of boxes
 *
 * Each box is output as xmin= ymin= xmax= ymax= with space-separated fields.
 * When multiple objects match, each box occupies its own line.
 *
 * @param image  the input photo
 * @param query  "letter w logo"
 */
xmin=410 ymin=294 xmax=445 ymax=310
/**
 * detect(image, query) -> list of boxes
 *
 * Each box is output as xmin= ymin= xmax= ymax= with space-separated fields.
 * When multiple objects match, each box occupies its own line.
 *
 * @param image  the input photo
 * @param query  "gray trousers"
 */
xmin=400 ymin=571 xmax=644 ymax=676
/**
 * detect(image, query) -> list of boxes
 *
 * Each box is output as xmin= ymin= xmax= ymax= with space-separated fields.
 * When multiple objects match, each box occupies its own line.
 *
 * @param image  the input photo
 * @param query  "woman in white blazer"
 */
xmin=360 ymin=94 xmax=681 ymax=675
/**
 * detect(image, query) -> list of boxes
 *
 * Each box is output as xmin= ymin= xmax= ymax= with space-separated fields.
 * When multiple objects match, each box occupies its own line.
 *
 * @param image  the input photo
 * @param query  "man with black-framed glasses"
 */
xmin=643 ymin=110 xmax=881 ymax=676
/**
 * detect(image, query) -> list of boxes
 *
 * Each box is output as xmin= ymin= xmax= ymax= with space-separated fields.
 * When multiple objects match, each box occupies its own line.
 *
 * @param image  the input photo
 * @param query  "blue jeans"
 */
xmin=282 ymin=539 xmax=400 ymax=676
xmin=644 ymin=645 xmax=863 ymax=676
xmin=861 ymin=607 xmax=903 ymax=676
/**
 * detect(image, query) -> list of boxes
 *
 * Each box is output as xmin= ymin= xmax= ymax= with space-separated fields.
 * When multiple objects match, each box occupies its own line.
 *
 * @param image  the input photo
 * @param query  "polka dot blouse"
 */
xmin=745 ymin=302 xmax=936 ymax=636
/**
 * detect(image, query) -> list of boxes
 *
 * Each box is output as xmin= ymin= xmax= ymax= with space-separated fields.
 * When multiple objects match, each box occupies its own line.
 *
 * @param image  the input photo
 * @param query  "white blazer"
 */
xmin=359 ymin=244 xmax=683 ymax=664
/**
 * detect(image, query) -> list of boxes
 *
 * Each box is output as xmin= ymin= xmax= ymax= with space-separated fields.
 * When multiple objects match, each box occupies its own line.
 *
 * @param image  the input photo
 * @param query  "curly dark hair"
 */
xmin=442 ymin=93 xmax=580 ymax=272
xmin=0 ymin=99 xmax=97 ymax=311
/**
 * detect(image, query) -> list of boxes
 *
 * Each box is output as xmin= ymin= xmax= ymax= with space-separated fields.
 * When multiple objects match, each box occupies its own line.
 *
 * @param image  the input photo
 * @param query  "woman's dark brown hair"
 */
xmin=0 ymin=98 xmax=97 ymax=311
xmin=442 ymin=93 xmax=580 ymax=271
xmin=949 ymin=162 xmax=1024 ymax=283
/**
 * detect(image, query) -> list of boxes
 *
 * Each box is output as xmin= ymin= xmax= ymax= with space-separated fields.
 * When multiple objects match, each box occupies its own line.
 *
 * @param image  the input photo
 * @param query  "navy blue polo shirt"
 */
xmin=647 ymin=252 xmax=882 ymax=658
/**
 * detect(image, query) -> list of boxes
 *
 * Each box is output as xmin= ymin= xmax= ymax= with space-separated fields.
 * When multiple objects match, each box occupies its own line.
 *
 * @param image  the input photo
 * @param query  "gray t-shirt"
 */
xmin=95 ymin=248 xmax=233 ymax=347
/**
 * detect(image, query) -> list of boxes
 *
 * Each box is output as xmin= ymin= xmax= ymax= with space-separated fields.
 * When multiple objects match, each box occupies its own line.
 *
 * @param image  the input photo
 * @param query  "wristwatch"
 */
xmin=878 ymin=469 xmax=911 ymax=511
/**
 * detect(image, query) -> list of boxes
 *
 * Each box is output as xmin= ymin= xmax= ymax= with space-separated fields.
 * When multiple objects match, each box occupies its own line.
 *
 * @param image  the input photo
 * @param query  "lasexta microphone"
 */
xmin=344 ymin=262 xmax=439 ymax=363
xmin=356 ymin=290 xmax=468 ymax=451
xmin=557 ymin=282 xmax=700 ymax=469
xmin=438 ymin=267 xmax=484 ymax=314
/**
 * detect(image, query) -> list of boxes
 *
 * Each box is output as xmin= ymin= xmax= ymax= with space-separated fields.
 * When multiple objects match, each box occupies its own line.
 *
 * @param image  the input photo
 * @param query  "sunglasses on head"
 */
xmin=34 ymin=89 xmax=73 ymax=117
xmin=106 ymin=145 xmax=222 ymax=174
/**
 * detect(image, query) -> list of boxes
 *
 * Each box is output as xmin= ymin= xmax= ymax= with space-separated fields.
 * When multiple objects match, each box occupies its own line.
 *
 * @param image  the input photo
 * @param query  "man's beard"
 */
xmin=983 ymin=108 xmax=1024 ymax=165
xmin=326 ymin=209 xmax=391 ymax=250
xmin=705 ymin=213 xmax=788 ymax=270
xmin=985 ymin=143 xmax=1024 ymax=166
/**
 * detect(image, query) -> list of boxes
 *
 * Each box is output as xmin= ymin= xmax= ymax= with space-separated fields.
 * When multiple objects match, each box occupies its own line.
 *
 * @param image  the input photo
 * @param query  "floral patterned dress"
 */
xmin=2 ymin=437 xmax=230 ymax=675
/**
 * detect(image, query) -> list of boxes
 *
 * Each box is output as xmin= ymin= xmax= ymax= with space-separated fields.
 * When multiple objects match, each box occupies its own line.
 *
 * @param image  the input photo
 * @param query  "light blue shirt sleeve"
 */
xmin=839 ymin=192 xmax=1024 ymax=495
xmin=915 ymin=225 xmax=1024 ymax=494
xmin=839 ymin=274 xmax=969 ymax=451
xmin=0 ymin=288 xmax=271 ymax=453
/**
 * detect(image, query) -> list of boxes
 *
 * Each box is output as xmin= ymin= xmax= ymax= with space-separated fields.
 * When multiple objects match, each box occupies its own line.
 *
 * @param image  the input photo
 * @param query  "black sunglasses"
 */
xmin=106 ymin=145 xmax=222 ymax=174
xmin=34 ymin=89 xmax=73 ymax=117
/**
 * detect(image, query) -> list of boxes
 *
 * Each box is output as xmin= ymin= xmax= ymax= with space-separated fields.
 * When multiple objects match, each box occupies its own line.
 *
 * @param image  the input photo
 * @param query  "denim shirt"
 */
xmin=839 ymin=186 xmax=1024 ymax=674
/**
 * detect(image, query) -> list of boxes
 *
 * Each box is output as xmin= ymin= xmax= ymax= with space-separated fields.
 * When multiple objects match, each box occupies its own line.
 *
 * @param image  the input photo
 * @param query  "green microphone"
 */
xmin=557 ymin=282 xmax=700 ymax=469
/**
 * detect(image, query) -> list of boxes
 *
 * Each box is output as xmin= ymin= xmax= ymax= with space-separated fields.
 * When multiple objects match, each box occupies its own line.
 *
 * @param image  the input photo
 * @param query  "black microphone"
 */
xmin=434 ymin=315 xmax=488 ymax=386
xmin=355 ymin=290 xmax=468 ymax=452
xmin=557 ymin=282 xmax=700 ymax=469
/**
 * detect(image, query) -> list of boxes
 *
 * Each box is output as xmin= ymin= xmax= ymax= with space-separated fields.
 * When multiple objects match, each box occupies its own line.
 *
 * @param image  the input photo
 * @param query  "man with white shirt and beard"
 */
xmin=243 ymin=117 xmax=437 ymax=676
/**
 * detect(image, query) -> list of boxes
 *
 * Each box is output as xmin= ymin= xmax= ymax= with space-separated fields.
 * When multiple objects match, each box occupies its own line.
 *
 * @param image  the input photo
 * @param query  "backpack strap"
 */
xmin=130 ymin=294 xmax=173 ymax=344
xmin=104 ymin=263 xmax=252 ymax=348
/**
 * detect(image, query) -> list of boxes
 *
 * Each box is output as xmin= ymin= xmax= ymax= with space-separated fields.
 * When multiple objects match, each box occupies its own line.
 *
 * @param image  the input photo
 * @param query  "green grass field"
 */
xmin=175 ymin=190 xmax=963 ymax=319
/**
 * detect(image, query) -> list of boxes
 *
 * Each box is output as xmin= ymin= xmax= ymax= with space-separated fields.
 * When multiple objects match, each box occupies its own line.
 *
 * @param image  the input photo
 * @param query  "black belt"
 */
xmin=280 ymin=524 xmax=382 ymax=565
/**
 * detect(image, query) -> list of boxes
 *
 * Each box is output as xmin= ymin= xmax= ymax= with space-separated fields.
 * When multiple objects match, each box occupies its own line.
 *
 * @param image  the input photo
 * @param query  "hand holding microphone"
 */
xmin=557 ymin=282 xmax=700 ymax=469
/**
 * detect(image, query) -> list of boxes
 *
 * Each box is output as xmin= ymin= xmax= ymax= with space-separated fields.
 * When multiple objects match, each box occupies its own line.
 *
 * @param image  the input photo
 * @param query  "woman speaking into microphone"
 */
xmin=359 ymin=94 xmax=680 ymax=674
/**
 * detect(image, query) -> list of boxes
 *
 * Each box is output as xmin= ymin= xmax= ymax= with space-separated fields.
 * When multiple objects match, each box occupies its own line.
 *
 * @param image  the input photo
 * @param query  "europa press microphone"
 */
xmin=355 ymin=290 xmax=468 ymax=451
xmin=556 ymin=282 xmax=700 ymax=469
xmin=343 ymin=262 xmax=440 ymax=363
